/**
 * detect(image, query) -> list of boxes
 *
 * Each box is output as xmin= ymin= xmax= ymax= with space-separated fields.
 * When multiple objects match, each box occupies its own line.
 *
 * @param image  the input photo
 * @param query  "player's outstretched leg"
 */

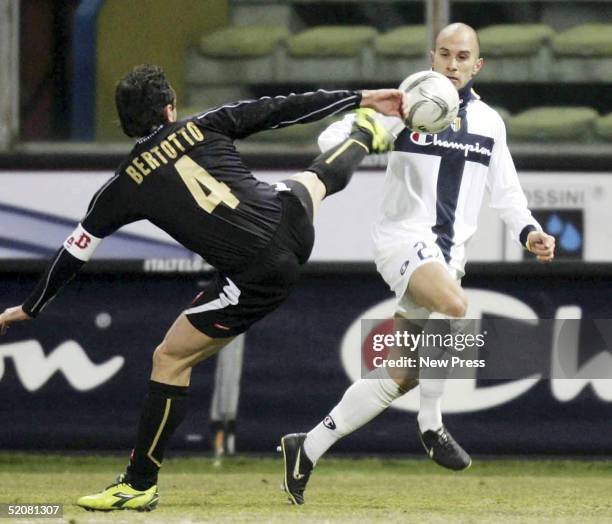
xmin=279 ymin=433 xmax=314 ymax=505
xmin=418 ymin=424 xmax=472 ymax=471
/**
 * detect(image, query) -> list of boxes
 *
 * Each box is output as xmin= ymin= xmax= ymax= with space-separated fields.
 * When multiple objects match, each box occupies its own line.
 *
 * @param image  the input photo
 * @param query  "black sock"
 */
xmin=306 ymin=128 xmax=372 ymax=197
xmin=126 ymin=380 xmax=189 ymax=490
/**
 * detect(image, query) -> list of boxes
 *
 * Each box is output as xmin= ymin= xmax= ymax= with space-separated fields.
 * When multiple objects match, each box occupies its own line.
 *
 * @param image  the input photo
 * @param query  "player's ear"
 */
xmin=472 ymin=57 xmax=484 ymax=76
xmin=430 ymin=49 xmax=435 ymax=64
xmin=163 ymin=103 xmax=177 ymax=123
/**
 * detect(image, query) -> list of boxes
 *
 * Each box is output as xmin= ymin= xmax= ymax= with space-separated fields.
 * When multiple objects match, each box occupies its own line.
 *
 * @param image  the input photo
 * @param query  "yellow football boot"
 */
xmin=77 ymin=474 xmax=159 ymax=512
xmin=352 ymin=108 xmax=395 ymax=154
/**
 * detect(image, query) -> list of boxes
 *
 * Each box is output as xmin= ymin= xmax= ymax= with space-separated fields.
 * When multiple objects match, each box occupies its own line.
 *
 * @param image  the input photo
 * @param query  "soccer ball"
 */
xmin=400 ymin=70 xmax=459 ymax=134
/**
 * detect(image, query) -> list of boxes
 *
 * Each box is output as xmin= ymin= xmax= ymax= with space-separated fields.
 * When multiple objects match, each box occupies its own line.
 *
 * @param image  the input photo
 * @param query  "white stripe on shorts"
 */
xmin=184 ymin=277 xmax=241 ymax=315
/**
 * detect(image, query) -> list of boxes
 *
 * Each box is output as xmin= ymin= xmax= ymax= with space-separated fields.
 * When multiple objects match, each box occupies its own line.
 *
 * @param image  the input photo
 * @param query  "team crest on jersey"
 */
xmin=409 ymin=132 xmax=433 ymax=146
xmin=451 ymin=116 xmax=462 ymax=132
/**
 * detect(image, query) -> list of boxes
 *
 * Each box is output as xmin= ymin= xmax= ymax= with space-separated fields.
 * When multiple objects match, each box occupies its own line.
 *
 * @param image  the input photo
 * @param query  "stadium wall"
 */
xmin=92 ymin=0 xmax=229 ymax=141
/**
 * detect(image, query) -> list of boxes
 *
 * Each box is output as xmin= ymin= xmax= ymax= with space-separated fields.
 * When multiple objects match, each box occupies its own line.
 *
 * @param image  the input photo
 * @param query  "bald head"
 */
xmin=435 ymin=23 xmax=480 ymax=56
xmin=431 ymin=23 xmax=483 ymax=89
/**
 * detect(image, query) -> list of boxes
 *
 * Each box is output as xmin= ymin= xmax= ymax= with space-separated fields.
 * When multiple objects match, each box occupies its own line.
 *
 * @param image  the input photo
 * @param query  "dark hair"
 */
xmin=115 ymin=64 xmax=175 ymax=137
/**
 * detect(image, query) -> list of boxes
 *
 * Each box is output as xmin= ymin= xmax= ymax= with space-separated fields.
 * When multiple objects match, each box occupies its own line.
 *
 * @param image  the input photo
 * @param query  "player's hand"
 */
xmin=527 ymin=231 xmax=555 ymax=263
xmin=0 ymin=306 xmax=31 ymax=335
xmin=360 ymin=89 xmax=408 ymax=119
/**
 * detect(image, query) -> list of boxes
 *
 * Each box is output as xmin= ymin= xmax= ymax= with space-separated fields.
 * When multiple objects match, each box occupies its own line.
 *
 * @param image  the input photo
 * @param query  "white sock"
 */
xmin=417 ymin=378 xmax=445 ymax=432
xmin=304 ymin=368 xmax=402 ymax=464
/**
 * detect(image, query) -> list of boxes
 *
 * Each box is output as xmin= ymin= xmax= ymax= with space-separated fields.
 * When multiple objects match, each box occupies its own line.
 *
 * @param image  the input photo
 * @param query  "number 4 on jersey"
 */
xmin=175 ymin=155 xmax=239 ymax=214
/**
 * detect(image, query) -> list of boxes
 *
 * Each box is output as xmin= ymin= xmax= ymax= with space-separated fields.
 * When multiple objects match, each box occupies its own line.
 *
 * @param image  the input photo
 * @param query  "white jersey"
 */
xmin=319 ymin=91 xmax=541 ymax=275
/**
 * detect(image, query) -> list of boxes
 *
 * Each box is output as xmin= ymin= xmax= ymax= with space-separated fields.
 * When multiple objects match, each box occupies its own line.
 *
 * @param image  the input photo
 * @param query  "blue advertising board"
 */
xmin=1 ymin=265 xmax=611 ymax=455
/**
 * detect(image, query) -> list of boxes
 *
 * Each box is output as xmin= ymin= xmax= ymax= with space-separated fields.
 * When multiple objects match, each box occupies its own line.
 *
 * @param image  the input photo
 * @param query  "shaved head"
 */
xmin=435 ymin=23 xmax=480 ymax=56
xmin=431 ymin=23 xmax=483 ymax=89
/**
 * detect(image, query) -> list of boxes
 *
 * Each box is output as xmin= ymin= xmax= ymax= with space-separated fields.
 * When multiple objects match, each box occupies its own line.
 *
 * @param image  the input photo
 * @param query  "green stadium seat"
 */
xmin=287 ymin=26 xmax=377 ymax=58
xmin=373 ymin=26 xmax=429 ymax=83
xmin=551 ymin=24 xmax=612 ymax=82
xmin=552 ymin=24 xmax=612 ymax=57
xmin=594 ymin=113 xmax=612 ymax=141
xmin=199 ymin=26 xmax=289 ymax=58
xmin=477 ymin=24 xmax=554 ymax=82
xmin=508 ymin=106 xmax=598 ymax=142
xmin=185 ymin=26 xmax=289 ymax=86
xmin=479 ymin=24 xmax=554 ymax=57
xmin=278 ymin=25 xmax=378 ymax=82
xmin=374 ymin=25 xmax=427 ymax=57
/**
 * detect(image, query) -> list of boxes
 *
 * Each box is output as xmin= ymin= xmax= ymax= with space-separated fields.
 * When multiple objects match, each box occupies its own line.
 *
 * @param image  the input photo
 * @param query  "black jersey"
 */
xmin=22 ymin=90 xmax=361 ymax=317
xmin=83 ymin=90 xmax=360 ymax=271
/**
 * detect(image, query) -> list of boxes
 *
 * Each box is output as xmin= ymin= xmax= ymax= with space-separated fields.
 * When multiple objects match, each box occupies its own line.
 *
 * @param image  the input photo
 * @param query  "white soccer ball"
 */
xmin=400 ymin=70 xmax=459 ymax=134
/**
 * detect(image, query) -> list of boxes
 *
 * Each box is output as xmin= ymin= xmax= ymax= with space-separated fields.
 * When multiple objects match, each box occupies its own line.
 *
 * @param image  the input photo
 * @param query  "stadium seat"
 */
xmin=374 ymin=26 xmax=429 ymax=82
xmin=180 ymin=86 xmax=252 ymax=122
xmin=185 ymin=25 xmax=290 ymax=85
xmin=278 ymin=25 xmax=378 ymax=82
xmin=551 ymin=24 xmax=612 ymax=82
xmin=594 ymin=113 xmax=612 ymax=141
xmin=508 ymin=106 xmax=598 ymax=141
xmin=477 ymin=24 xmax=554 ymax=82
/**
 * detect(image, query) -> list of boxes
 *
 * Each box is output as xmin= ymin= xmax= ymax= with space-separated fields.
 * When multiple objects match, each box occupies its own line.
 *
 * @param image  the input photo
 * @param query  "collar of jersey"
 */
xmin=137 ymin=125 xmax=164 ymax=145
xmin=458 ymin=80 xmax=479 ymax=110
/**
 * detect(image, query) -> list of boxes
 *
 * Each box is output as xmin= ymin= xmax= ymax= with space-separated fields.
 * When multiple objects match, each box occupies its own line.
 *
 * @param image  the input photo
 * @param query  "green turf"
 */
xmin=1 ymin=454 xmax=611 ymax=523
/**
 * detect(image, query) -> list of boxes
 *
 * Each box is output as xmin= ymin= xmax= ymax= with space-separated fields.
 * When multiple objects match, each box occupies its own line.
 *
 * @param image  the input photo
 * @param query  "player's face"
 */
xmin=431 ymin=33 xmax=483 ymax=90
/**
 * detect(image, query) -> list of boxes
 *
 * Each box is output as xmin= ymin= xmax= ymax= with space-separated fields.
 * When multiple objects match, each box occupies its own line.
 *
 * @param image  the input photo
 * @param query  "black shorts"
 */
xmin=185 ymin=188 xmax=314 ymax=338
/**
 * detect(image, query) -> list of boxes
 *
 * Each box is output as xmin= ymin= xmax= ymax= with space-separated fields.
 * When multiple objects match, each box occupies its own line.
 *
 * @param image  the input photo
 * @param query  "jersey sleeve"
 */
xmin=196 ymin=90 xmax=362 ymax=140
xmin=81 ymin=174 xmax=140 ymax=237
xmin=486 ymin=117 xmax=541 ymax=247
xmin=22 ymin=174 xmax=141 ymax=317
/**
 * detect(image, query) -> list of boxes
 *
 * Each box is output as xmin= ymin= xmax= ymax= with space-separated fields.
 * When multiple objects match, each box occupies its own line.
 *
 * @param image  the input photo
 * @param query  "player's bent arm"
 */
xmin=198 ymin=90 xmax=363 ymax=140
xmin=198 ymin=89 xmax=406 ymax=140
xmin=21 ymin=224 xmax=103 ymax=318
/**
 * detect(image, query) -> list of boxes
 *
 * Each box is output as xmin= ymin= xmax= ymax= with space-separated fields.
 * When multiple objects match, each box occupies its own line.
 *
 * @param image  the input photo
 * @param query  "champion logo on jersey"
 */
xmin=323 ymin=415 xmax=337 ymax=430
xmin=409 ymin=132 xmax=433 ymax=146
xmin=408 ymin=131 xmax=493 ymax=158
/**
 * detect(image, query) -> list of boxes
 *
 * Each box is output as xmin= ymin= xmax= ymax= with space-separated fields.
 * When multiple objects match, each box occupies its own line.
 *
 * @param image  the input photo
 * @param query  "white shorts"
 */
xmin=374 ymin=232 xmax=461 ymax=319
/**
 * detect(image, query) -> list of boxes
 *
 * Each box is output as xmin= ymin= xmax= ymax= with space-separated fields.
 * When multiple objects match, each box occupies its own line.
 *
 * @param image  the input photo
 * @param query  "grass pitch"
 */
xmin=0 ymin=454 xmax=611 ymax=523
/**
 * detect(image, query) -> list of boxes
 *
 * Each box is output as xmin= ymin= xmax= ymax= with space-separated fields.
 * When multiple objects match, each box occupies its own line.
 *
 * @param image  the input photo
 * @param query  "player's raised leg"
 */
xmin=77 ymin=314 xmax=233 ymax=512
xmin=282 ymin=108 xmax=394 ymax=220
